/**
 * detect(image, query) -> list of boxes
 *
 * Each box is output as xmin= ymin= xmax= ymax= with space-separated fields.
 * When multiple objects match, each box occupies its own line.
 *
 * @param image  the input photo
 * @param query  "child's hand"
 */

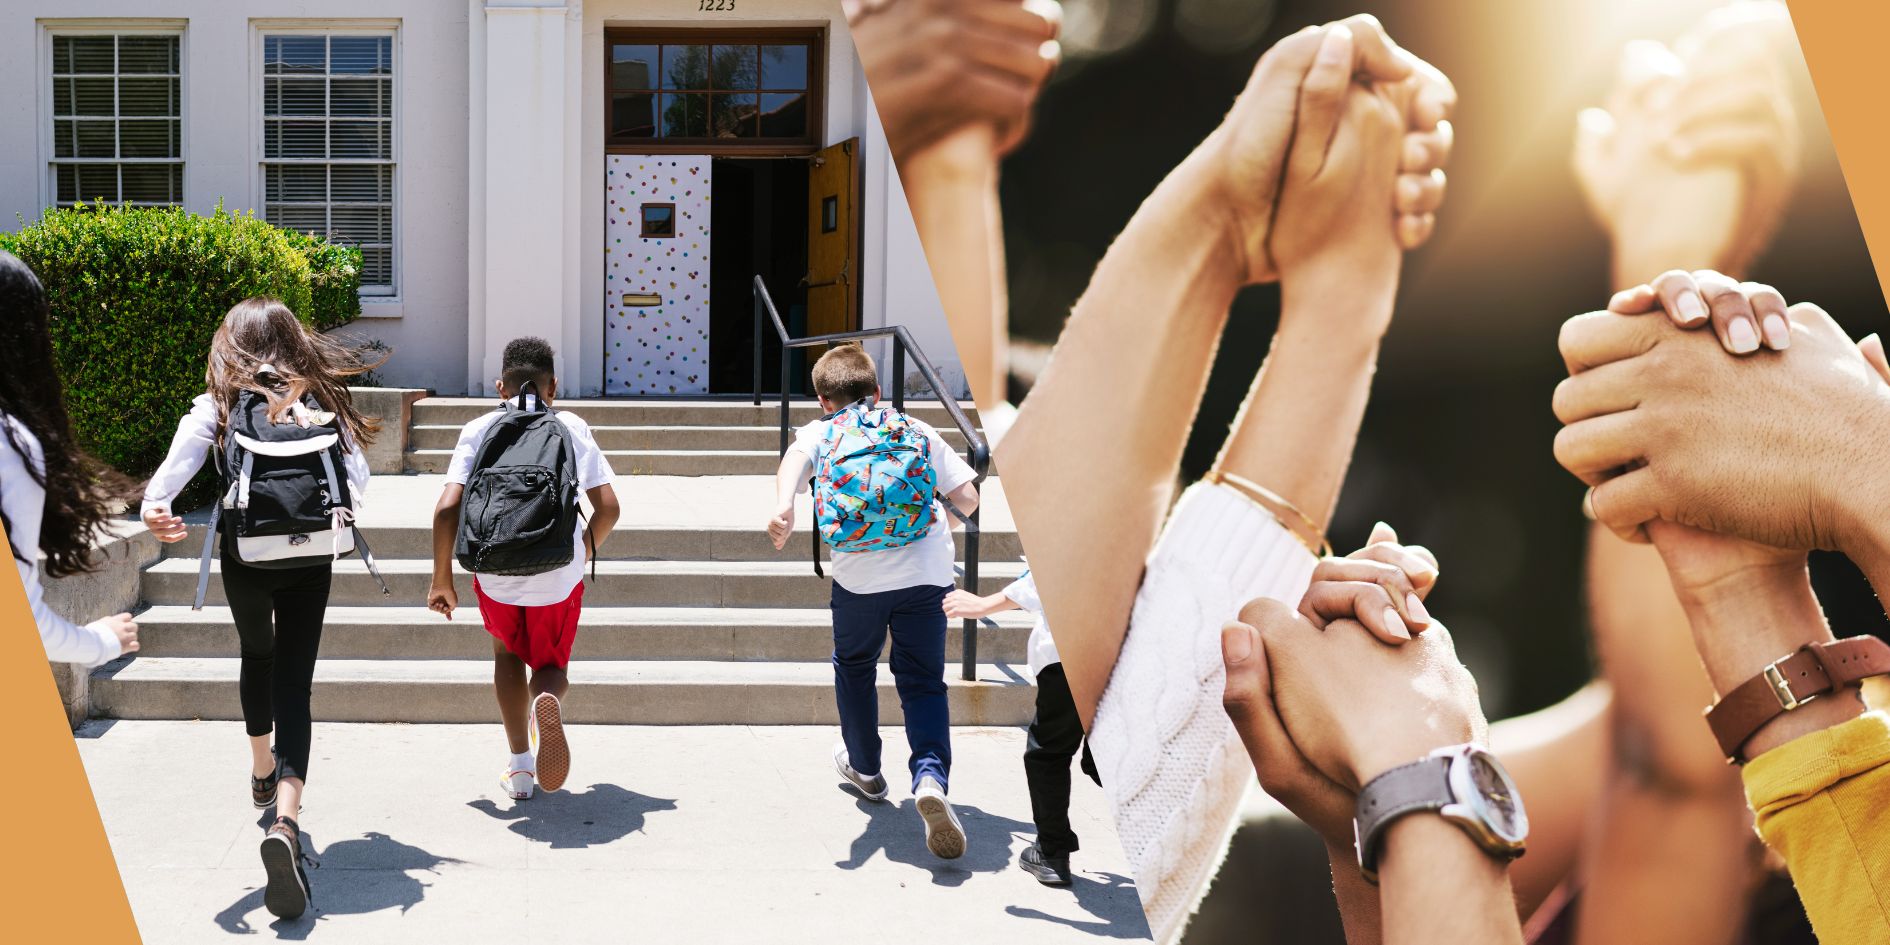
xmin=428 ymin=582 xmax=457 ymax=620
xmin=1298 ymin=522 xmax=1439 ymax=645
xmin=1267 ymin=26 xmax=1407 ymax=301
xmin=142 ymin=505 xmax=188 ymax=543
xmin=942 ymin=589 xmax=999 ymax=619
xmin=767 ymin=503 xmax=795 ymax=550
xmin=97 ymin=613 xmax=140 ymax=656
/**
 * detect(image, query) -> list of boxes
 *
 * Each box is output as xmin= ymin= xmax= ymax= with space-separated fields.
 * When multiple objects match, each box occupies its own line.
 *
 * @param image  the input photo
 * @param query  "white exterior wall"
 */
xmin=0 ymin=0 xmax=963 ymax=398
xmin=0 ymin=1 xmax=472 ymax=394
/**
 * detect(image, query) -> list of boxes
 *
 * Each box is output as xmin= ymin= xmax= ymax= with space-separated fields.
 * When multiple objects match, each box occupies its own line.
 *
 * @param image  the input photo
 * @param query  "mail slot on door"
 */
xmin=621 ymin=293 xmax=663 ymax=307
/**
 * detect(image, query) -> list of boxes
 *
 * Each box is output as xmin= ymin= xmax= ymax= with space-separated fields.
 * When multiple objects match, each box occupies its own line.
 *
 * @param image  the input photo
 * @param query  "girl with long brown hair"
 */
xmin=141 ymin=297 xmax=380 ymax=920
xmin=0 ymin=250 xmax=141 ymax=665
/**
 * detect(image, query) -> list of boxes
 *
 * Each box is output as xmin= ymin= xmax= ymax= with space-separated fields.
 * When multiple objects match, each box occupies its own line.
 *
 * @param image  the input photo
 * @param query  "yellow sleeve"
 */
xmin=1743 ymin=710 xmax=1890 ymax=945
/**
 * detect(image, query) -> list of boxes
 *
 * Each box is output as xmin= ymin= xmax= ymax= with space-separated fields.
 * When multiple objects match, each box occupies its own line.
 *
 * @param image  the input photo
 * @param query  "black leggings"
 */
xmin=1025 ymin=663 xmax=1100 ymax=858
xmin=222 ymin=548 xmax=332 ymax=783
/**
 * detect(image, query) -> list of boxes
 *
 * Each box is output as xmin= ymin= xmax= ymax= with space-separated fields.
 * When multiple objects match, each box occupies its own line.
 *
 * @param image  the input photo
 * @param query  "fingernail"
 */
xmin=1404 ymin=593 xmax=1430 ymax=626
xmin=1729 ymin=318 xmax=1760 ymax=353
xmin=1224 ymin=625 xmax=1253 ymax=663
xmin=1676 ymin=292 xmax=1708 ymax=325
xmin=1762 ymin=315 xmax=1791 ymax=349
xmin=1383 ymin=607 xmax=1411 ymax=640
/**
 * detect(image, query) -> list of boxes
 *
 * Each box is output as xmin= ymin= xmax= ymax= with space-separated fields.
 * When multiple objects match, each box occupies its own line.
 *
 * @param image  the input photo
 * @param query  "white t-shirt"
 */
xmin=788 ymin=410 xmax=977 ymax=595
xmin=446 ymin=399 xmax=614 ymax=606
xmin=1001 ymin=568 xmax=1061 ymax=678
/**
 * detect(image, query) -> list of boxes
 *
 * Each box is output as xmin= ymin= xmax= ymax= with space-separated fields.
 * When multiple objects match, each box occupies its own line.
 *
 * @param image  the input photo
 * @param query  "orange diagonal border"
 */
xmin=1792 ymin=0 xmax=1890 ymax=304
xmin=0 ymin=524 xmax=140 ymax=942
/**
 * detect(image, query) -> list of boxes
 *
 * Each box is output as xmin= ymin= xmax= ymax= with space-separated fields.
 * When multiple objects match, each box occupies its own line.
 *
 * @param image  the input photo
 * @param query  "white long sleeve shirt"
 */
xmin=139 ymin=393 xmax=369 ymax=517
xmin=1000 ymin=568 xmax=1063 ymax=678
xmin=1 ymin=414 xmax=124 ymax=667
xmin=1087 ymin=481 xmax=1319 ymax=944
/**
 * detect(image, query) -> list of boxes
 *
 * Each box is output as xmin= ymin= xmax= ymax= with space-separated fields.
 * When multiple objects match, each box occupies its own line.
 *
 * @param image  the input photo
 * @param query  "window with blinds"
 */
xmin=49 ymin=33 xmax=183 ymax=206
xmin=261 ymin=34 xmax=396 ymax=295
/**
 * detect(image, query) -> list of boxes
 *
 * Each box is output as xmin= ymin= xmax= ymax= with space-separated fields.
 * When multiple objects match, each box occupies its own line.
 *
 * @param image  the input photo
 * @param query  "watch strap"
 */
xmin=1353 ymin=755 xmax=1454 ymax=881
xmin=1705 ymin=636 xmax=1890 ymax=763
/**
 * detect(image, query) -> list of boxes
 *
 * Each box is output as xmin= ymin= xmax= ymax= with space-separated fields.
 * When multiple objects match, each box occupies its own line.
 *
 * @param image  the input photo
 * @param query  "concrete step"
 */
xmin=409 ymin=423 xmax=977 ymax=452
xmin=158 ymin=522 xmax=1023 ymax=562
xmin=408 ymin=447 xmax=782 ymax=476
xmin=90 ymin=657 xmax=1035 ymax=725
xmin=411 ymin=398 xmax=982 ymax=430
xmin=141 ymin=558 xmax=1028 ymax=608
xmin=130 ymin=604 xmax=1032 ymax=662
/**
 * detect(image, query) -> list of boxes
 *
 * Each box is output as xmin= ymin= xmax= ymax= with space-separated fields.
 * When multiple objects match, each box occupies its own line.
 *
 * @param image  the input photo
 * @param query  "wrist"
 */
xmin=1183 ymin=131 xmax=1273 ymax=290
xmin=1352 ymin=733 xmax=1470 ymax=789
xmin=1677 ymin=571 xmax=1830 ymax=696
xmin=1278 ymin=257 xmax=1399 ymax=344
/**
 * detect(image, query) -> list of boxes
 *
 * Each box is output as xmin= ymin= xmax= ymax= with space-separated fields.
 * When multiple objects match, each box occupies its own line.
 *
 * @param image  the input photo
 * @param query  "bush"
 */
xmin=0 ymin=203 xmax=363 ymax=506
xmin=281 ymin=230 xmax=363 ymax=331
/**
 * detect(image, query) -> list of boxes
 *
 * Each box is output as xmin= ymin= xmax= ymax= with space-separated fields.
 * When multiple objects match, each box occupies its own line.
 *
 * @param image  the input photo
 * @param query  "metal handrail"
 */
xmin=752 ymin=275 xmax=991 ymax=681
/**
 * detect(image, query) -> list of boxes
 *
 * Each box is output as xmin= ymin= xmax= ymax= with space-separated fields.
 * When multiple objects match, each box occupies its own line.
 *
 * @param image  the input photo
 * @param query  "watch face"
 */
xmin=1464 ymin=751 xmax=1528 ymax=843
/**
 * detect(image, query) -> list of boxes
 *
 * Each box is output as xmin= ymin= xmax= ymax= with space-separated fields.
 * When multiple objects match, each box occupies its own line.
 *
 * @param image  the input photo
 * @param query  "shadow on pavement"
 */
xmin=835 ymin=794 xmax=1034 ymax=887
xmin=467 ymin=782 xmax=679 ymax=849
xmin=212 ymin=829 xmax=465 ymax=938
xmin=1005 ymin=870 xmax=1151 ymax=939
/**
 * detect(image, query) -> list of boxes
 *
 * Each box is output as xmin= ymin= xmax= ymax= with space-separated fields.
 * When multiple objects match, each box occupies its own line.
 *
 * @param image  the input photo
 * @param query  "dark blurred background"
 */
xmin=1001 ymin=0 xmax=1888 ymax=723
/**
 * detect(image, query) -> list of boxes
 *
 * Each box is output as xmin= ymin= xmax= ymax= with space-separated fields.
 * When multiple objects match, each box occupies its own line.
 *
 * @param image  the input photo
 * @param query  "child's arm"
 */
xmin=770 ymin=450 xmax=814 ymax=550
xmin=942 ymin=589 xmax=1018 ymax=620
xmin=940 ymin=481 xmax=979 ymax=521
xmin=140 ymin=394 xmax=217 ymax=543
xmin=428 ymin=484 xmax=463 ymax=620
xmin=585 ymin=483 xmax=620 ymax=555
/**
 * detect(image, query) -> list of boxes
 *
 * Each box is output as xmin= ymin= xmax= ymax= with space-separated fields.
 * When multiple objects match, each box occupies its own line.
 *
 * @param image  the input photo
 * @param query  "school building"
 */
xmin=0 ymin=0 xmax=962 ymax=398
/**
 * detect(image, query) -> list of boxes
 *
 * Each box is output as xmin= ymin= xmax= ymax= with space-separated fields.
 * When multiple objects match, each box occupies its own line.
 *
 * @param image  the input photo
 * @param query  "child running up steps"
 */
xmin=428 ymin=337 xmax=618 ymax=800
xmin=767 ymin=343 xmax=981 ymax=859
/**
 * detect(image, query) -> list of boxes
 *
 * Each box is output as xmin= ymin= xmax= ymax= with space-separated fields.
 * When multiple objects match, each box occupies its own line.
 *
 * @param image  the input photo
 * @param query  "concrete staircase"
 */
xmin=91 ymin=398 xmax=1035 ymax=726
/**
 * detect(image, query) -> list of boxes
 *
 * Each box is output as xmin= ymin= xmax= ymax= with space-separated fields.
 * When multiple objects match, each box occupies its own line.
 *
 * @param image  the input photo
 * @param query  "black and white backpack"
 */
xmin=454 ymin=383 xmax=589 ymax=577
xmin=191 ymin=385 xmax=389 ymax=609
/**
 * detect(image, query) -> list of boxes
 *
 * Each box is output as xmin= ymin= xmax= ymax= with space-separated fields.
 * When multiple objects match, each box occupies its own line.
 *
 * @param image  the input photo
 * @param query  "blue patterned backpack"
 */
xmin=811 ymin=400 xmax=937 ymax=568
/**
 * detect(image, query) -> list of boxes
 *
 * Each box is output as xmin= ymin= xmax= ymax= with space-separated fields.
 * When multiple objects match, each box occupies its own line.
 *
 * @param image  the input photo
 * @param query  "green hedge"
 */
xmin=0 ymin=203 xmax=364 ymax=503
xmin=281 ymin=230 xmax=363 ymax=331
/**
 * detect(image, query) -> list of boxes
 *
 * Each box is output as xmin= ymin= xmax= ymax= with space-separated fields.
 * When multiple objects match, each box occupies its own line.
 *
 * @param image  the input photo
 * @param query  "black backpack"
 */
xmin=455 ymin=383 xmax=590 ymax=577
xmin=192 ymin=387 xmax=389 ymax=609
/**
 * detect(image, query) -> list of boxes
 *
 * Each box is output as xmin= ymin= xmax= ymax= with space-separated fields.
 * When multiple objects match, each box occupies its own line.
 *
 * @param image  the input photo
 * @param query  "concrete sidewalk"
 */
xmin=78 ymin=721 xmax=1150 ymax=944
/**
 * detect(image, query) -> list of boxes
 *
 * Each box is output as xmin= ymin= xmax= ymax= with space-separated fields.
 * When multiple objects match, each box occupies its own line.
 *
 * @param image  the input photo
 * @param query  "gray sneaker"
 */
xmin=833 ymin=744 xmax=888 ymax=801
xmin=914 ymin=776 xmax=966 ymax=859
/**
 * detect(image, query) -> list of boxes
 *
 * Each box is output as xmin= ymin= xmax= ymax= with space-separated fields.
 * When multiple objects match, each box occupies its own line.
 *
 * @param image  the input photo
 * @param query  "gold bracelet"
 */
xmin=1202 ymin=469 xmax=1334 ymax=558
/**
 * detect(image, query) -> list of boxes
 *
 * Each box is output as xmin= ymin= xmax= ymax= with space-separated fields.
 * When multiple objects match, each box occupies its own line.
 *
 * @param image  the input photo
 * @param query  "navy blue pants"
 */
xmin=830 ymin=582 xmax=952 ymax=791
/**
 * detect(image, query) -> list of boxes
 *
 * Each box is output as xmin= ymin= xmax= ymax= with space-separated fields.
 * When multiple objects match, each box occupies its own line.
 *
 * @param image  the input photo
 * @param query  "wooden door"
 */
xmin=805 ymin=138 xmax=859 ymax=338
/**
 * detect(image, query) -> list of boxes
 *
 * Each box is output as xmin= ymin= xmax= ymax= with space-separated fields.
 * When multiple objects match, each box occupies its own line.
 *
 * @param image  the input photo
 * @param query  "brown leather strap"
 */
xmin=1706 ymin=636 xmax=1890 ymax=763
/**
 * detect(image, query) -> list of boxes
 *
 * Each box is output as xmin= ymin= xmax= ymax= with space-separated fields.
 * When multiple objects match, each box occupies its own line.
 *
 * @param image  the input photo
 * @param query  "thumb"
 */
xmin=1222 ymin=601 xmax=1311 ymax=772
xmin=1289 ymin=23 xmax=1357 ymax=181
xmin=1860 ymin=333 xmax=1890 ymax=385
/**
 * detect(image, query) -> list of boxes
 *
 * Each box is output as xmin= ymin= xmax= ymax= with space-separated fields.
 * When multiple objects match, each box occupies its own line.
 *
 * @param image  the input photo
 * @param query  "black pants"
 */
xmin=1025 ymin=663 xmax=1099 ymax=858
xmin=222 ymin=548 xmax=332 ymax=783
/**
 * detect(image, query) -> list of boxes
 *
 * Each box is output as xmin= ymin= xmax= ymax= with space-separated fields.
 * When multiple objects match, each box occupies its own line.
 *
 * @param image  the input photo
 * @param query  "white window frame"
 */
xmin=251 ymin=21 xmax=402 ymax=304
xmin=38 ymin=21 xmax=188 ymax=213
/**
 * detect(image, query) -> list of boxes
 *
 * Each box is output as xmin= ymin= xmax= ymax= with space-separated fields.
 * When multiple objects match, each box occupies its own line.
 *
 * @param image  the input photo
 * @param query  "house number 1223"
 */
xmin=699 ymin=0 xmax=735 ymax=11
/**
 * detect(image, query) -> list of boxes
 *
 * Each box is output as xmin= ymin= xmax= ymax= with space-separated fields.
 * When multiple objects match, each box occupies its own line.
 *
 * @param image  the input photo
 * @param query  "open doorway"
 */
xmin=709 ymin=156 xmax=807 ymax=394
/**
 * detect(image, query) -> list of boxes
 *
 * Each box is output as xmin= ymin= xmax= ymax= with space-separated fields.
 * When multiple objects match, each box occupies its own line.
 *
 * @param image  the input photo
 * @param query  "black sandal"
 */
xmin=260 ymin=815 xmax=311 ymax=920
xmin=251 ymin=750 xmax=280 ymax=810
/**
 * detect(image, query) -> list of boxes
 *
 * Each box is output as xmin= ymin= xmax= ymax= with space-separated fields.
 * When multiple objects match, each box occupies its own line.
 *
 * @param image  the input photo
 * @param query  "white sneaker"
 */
xmin=501 ymin=763 xmax=536 ymax=801
xmin=914 ymin=776 xmax=965 ymax=859
xmin=833 ymin=743 xmax=889 ymax=801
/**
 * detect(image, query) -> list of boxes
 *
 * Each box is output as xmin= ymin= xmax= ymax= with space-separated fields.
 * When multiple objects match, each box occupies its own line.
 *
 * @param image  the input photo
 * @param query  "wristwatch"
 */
xmin=1352 ymin=743 xmax=1528 ymax=884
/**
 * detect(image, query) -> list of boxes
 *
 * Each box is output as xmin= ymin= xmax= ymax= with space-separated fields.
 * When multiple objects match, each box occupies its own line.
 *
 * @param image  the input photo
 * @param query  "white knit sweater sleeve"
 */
xmin=1088 ymin=481 xmax=1318 ymax=942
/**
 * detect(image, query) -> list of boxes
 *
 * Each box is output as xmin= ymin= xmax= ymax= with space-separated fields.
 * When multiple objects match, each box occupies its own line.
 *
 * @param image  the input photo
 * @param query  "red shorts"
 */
xmin=473 ymin=578 xmax=585 ymax=670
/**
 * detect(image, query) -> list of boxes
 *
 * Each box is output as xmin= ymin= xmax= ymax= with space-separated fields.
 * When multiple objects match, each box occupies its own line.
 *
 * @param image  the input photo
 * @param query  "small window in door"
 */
xmin=820 ymin=194 xmax=838 ymax=234
xmin=641 ymin=203 xmax=676 ymax=238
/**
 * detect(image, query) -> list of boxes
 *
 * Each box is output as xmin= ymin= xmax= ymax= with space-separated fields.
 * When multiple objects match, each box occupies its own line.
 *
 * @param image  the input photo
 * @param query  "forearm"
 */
xmin=1378 ymin=817 xmax=1524 ymax=945
xmin=430 ymin=506 xmax=458 ymax=582
xmin=1327 ymin=842 xmax=1383 ymax=945
xmin=1676 ymin=569 xmax=1862 ymax=758
xmin=902 ymin=126 xmax=1007 ymax=410
xmin=775 ymin=453 xmax=812 ymax=509
xmin=1212 ymin=273 xmax=1391 ymax=532
xmin=997 ymin=144 xmax=1244 ymax=716
xmin=1609 ymin=170 xmax=1745 ymax=288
